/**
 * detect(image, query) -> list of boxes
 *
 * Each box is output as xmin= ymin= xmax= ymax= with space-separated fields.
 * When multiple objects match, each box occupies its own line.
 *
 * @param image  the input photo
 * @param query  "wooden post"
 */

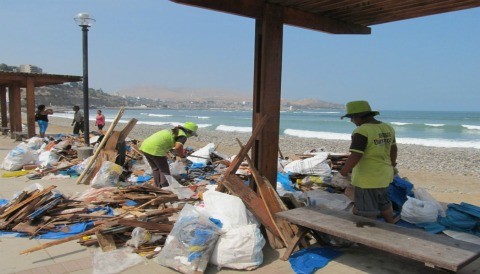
xmin=0 ymin=86 xmax=7 ymax=128
xmin=26 ymin=77 xmax=36 ymax=138
xmin=252 ymin=3 xmax=283 ymax=189
xmin=9 ymin=83 xmax=23 ymax=136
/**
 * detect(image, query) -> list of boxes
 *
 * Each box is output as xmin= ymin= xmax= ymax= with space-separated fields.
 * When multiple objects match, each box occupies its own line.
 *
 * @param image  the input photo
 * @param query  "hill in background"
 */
xmin=25 ymin=83 xmax=343 ymax=110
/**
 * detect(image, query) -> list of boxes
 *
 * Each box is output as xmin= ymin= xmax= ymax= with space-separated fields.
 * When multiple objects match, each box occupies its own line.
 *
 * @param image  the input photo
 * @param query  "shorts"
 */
xmin=37 ymin=120 xmax=48 ymax=133
xmin=353 ymin=186 xmax=391 ymax=218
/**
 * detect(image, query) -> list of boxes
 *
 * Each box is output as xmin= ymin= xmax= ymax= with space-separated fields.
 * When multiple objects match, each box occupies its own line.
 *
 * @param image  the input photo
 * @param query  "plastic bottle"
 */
xmin=126 ymin=227 xmax=163 ymax=248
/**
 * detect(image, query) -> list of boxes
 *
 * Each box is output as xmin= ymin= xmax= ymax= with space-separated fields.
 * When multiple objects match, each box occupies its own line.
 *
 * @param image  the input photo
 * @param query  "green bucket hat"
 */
xmin=341 ymin=100 xmax=379 ymax=119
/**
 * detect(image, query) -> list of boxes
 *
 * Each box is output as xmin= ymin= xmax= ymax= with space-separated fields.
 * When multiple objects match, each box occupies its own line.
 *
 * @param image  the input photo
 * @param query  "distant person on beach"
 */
xmin=339 ymin=100 xmax=398 ymax=223
xmin=71 ymin=105 xmax=84 ymax=135
xmin=95 ymin=110 xmax=105 ymax=130
xmin=35 ymin=105 xmax=53 ymax=138
xmin=140 ymin=122 xmax=198 ymax=187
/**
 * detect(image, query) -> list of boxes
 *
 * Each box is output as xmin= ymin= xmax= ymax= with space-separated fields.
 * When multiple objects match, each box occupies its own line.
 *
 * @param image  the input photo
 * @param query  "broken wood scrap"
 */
xmin=221 ymin=174 xmax=281 ymax=239
xmin=236 ymin=138 xmax=297 ymax=249
xmin=96 ymin=231 xmax=117 ymax=252
xmin=0 ymin=185 xmax=56 ymax=219
xmin=217 ymin=114 xmax=270 ymax=192
xmin=76 ymin=106 xmax=125 ymax=185
xmin=117 ymin=219 xmax=174 ymax=232
xmin=20 ymin=219 xmax=119 ymax=254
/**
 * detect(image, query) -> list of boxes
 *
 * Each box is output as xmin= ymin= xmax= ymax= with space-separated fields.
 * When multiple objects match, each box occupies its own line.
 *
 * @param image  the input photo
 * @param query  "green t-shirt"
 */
xmin=350 ymin=122 xmax=396 ymax=189
xmin=140 ymin=129 xmax=187 ymax=156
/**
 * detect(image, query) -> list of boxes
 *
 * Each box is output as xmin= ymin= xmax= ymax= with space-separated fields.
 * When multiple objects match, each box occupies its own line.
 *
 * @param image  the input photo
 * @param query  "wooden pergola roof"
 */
xmin=0 ymin=71 xmax=82 ymax=138
xmin=170 ymin=0 xmax=480 ymax=189
xmin=0 ymin=71 xmax=82 ymax=88
xmin=171 ymin=0 xmax=480 ymax=34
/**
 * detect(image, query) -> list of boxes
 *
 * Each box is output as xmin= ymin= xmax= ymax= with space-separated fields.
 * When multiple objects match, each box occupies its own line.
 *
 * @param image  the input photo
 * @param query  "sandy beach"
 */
xmin=46 ymin=115 xmax=480 ymax=207
xmin=0 ymin=115 xmax=478 ymax=273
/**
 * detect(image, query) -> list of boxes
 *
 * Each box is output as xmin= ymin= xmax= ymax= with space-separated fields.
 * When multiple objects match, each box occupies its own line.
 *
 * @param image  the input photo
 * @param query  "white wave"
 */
xmin=302 ymin=111 xmax=341 ymax=114
xmin=391 ymin=122 xmax=412 ymax=126
xmin=425 ymin=123 xmax=445 ymax=127
xmin=397 ymin=137 xmax=480 ymax=149
xmin=51 ymin=113 xmax=73 ymax=119
xmin=126 ymin=121 xmax=211 ymax=128
xmin=216 ymin=125 xmax=252 ymax=133
xmin=462 ymin=124 xmax=480 ymax=130
xmin=284 ymin=129 xmax=480 ymax=149
xmin=186 ymin=115 xmax=210 ymax=119
xmin=284 ymin=129 xmax=351 ymax=141
xmin=147 ymin=114 xmax=172 ymax=118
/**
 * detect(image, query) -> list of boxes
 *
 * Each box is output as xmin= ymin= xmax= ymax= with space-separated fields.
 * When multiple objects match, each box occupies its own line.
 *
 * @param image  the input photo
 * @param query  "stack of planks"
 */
xmin=0 ymin=184 xmax=189 ymax=256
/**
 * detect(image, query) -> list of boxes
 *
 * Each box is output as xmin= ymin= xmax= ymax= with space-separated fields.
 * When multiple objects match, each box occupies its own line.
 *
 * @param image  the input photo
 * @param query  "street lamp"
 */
xmin=74 ymin=12 xmax=95 ymax=145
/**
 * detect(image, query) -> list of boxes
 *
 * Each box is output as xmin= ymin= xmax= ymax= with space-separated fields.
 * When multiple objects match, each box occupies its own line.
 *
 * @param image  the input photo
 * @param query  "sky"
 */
xmin=1 ymin=1 xmax=479 ymax=111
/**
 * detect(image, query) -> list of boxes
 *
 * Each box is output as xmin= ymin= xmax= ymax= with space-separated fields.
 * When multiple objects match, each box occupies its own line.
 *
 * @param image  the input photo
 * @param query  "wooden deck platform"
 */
xmin=276 ymin=206 xmax=480 ymax=272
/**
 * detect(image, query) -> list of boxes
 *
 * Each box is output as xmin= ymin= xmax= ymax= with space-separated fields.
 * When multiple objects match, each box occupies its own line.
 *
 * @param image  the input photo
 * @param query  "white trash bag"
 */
xmin=187 ymin=143 xmax=214 ymax=165
xmin=157 ymin=204 xmax=221 ymax=274
xmin=90 ymin=161 xmax=123 ymax=189
xmin=1 ymin=142 xmax=36 ymax=171
xmin=401 ymin=196 xmax=439 ymax=224
xmin=210 ymin=224 xmax=265 ymax=270
xmin=413 ymin=188 xmax=446 ymax=217
xmin=283 ymin=152 xmax=331 ymax=176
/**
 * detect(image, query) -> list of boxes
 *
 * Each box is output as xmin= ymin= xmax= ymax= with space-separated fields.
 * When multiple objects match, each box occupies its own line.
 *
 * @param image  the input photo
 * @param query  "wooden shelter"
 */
xmin=0 ymin=71 xmax=82 ymax=138
xmin=170 ymin=0 xmax=480 ymax=186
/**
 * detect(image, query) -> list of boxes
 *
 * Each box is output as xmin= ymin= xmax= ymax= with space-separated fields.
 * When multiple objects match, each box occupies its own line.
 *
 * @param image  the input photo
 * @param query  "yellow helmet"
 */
xmin=183 ymin=122 xmax=198 ymax=136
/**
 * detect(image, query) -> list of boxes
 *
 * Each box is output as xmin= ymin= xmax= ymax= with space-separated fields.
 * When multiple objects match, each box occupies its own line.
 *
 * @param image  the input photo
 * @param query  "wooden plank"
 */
xmin=276 ymin=206 xmax=480 ymax=271
xmin=118 ymin=118 xmax=138 ymax=142
xmin=76 ymin=107 xmax=125 ymax=185
xmin=237 ymin=138 xmax=297 ymax=248
xmin=95 ymin=231 xmax=117 ymax=252
xmin=117 ymin=219 xmax=173 ymax=232
xmin=0 ymin=186 xmax=56 ymax=218
xmin=221 ymin=175 xmax=281 ymax=239
xmin=216 ymin=115 xmax=270 ymax=192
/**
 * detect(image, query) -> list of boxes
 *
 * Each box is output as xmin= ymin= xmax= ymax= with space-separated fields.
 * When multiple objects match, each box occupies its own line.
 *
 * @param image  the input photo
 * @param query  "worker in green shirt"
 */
xmin=339 ymin=101 xmax=398 ymax=223
xmin=140 ymin=122 xmax=198 ymax=187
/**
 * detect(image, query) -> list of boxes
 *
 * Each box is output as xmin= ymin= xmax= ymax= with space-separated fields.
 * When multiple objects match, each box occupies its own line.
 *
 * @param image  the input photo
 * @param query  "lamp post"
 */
xmin=74 ymin=12 xmax=95 ymax=145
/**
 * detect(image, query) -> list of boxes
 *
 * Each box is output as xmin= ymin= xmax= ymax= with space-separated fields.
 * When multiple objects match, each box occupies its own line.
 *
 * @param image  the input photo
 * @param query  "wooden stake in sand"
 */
xmin=75 ymin=107 xmax=125 ymax=185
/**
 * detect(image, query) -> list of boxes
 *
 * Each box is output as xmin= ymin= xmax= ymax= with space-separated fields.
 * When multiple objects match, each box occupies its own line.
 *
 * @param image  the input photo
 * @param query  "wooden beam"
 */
xmin=283 ymin=6 xmax=370 ymax=34
xmin=216 ymin=114 xmax=270 ymax=192
xmin=221 ymin=174 xmax=282 ymax=239
xmin=170 ymin=0 xmax=262 ymax=18
xmin=26 ymin=77 xmax=36 ymax=138
xmin=169 ymin=0 xmax=370 ymax=34
xmin=252 ymin=3 xmax=283 ymax=189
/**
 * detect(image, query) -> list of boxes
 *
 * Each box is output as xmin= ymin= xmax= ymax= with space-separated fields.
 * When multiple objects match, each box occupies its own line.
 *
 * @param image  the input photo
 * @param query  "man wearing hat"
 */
xmin=140 ymin=122 xmax=198 ymax=187
xmin=339 ymin=100 xmax=398 ymax=223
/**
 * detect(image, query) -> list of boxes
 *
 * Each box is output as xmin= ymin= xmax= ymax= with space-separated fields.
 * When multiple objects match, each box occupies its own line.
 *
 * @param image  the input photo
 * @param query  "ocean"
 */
xmin=52 ymin=108 xmax=480 ymax=149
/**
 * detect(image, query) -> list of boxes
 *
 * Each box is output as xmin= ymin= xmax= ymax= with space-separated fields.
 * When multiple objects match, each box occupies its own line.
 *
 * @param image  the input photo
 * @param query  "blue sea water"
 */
xmin=52 ymin=108 xmax=480 ymax=149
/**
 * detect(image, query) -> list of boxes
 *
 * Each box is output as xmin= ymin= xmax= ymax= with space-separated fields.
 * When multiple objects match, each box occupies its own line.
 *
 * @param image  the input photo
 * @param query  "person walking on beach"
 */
xmin=140 ymin=122 xmax=198 ymax=187
xmin=339 ymin=100 xmax=398 ymax=223
xmin=95 ymin=109 xmax=105 ymax=131
xmin=71 ymin=105 xmax=84 ymax=135
xmin=35 ymin=105 xmax=53 ymax=138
